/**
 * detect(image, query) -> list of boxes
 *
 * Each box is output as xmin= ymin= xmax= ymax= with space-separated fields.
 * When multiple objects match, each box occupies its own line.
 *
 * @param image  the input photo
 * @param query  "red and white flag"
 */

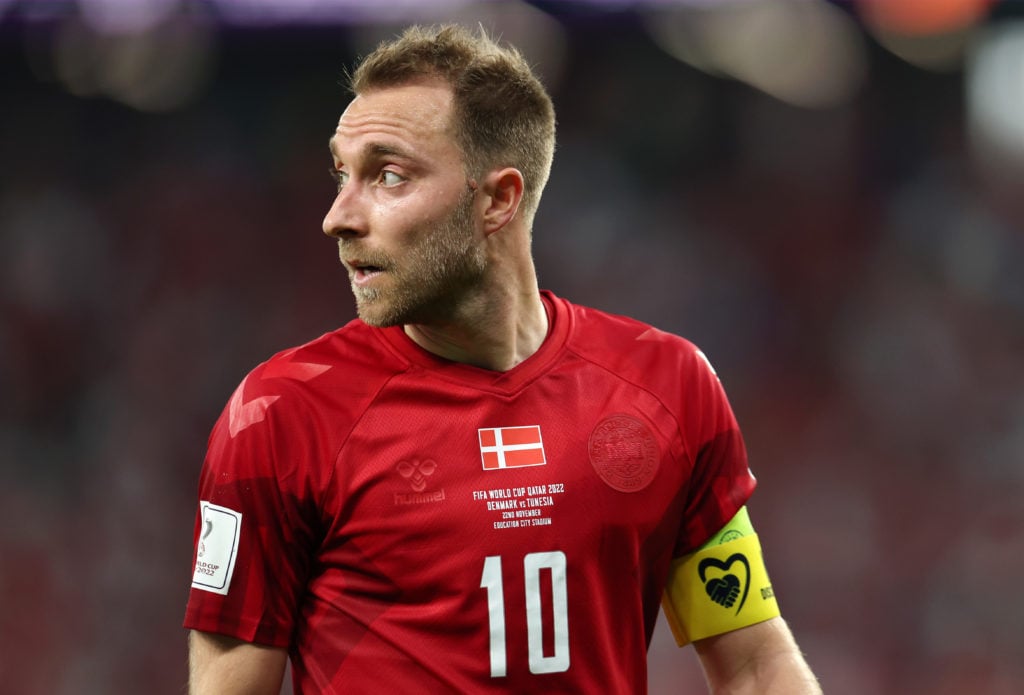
xmin=478 ymin=425 xmax=546 ymax=470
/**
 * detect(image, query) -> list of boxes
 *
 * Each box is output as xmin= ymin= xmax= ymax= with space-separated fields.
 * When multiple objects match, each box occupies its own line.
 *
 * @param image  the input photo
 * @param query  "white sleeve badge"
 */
xmin=191 ymin=501 xmax=242 ymax=595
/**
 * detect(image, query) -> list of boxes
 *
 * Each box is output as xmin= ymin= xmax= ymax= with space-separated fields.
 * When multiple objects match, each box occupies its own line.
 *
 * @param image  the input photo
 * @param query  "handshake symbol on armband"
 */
xmin=705 ymin=574 xmax=741 ymax=608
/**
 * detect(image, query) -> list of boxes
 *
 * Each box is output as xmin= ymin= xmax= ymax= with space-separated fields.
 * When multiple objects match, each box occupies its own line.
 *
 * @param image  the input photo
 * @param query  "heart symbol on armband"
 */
xmin=698 ymin=553 xmax=751 ymax=615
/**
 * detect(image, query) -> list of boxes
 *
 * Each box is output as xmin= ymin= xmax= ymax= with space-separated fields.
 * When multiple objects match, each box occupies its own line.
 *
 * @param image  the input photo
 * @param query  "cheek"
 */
xmin=372 ymin=194 xmax=430 ymax=228
xmin=369 ymin=180 xmax=471 ymax=243
xmin=379 ymin=209 xmax=446 ymax=246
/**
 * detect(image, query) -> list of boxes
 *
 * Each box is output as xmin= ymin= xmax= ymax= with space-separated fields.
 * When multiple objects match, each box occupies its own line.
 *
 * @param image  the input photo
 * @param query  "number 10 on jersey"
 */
xmin=480 ymin=551 xmax=570 ymax=677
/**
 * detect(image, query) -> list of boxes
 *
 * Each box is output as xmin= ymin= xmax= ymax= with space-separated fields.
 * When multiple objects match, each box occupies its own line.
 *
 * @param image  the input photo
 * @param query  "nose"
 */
xmin=322 ymin=182 xmax=368 ymax=240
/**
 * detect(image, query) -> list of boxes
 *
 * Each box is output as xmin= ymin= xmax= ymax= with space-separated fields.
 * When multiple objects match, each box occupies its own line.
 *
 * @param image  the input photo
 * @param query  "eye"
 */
xmin=329 ymin=167 xmax=348 ymax=191
xmin=379 ymin=170 xmax=404 ymax=187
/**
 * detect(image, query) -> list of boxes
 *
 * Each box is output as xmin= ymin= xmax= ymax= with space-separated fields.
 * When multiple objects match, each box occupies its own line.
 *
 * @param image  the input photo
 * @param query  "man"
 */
xmin=185 ymin=24 xmax=821 ymax=694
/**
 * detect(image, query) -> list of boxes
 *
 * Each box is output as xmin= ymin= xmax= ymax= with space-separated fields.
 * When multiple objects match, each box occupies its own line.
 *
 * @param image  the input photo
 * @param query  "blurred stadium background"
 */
xmin=2 ymin=0 xmax=1023 ymax=692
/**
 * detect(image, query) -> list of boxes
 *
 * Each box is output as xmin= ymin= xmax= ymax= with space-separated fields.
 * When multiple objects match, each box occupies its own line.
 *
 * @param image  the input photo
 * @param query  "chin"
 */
xmin=355 ymin=299 xmax=408 ymax=328
xmin=356 ymin=308 xmax=398 ymax=328
xmin=355 ymin=287 xmax=457 ymax=328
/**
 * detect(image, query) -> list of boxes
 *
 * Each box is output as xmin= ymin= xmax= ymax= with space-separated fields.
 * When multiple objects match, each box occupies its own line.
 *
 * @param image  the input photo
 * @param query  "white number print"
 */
xmin=480 ymin=551 xmax=570 ymax=678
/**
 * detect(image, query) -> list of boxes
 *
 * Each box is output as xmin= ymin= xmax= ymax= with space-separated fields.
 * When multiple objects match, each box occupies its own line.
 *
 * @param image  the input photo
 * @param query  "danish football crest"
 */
xmin=588 ymin=414 xmax=659 ymax=492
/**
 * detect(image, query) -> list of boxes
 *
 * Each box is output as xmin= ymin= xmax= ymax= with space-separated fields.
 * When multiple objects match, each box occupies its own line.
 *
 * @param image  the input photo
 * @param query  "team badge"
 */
xmin=588 ymin=414 xmax=659 ymax=492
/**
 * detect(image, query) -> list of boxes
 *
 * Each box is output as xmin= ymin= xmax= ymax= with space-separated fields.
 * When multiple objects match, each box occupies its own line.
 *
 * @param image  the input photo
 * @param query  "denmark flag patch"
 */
xmin=479 ymin=425 xmax=547 ymax=470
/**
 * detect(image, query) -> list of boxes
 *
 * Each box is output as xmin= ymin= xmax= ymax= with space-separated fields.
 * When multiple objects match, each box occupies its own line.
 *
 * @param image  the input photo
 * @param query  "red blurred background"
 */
xmin=2 ymin=1 xmax=1023 ymax=693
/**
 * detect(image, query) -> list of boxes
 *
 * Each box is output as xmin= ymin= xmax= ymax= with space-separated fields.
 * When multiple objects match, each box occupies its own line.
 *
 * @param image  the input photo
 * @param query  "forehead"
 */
xmin=331 ymin=81 xmax=458 ymax=160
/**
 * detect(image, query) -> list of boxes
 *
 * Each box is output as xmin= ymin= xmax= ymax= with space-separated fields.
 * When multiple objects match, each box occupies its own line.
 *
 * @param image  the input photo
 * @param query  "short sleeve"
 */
xmin=183 ymin=364 xmax=323 ymax=647
xmin=675 ymin=347 xmax=757 ymax=556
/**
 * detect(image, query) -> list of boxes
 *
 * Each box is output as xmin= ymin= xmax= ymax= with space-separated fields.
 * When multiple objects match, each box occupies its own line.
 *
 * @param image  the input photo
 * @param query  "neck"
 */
xmin=403 ymin=280 xmax=548 ymax=372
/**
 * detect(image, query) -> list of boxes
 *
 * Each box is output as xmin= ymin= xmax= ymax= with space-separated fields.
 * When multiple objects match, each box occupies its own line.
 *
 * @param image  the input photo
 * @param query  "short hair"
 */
xmin=349 ymin=24 xmax=556 ymax=223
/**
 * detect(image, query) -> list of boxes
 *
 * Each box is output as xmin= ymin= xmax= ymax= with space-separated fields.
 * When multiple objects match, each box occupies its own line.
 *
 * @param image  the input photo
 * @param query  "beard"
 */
xmin=343 ymin=189 xmax=486 ymax=328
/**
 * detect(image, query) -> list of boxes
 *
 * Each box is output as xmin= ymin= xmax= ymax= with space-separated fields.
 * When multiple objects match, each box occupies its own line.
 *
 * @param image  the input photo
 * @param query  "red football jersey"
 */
xmin=184 ymin=291 xmax=756 ymax=693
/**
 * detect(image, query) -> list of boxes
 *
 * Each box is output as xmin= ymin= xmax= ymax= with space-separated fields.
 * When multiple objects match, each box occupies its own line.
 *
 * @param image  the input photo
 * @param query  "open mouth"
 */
xmin=350 ymin=262 xmax=385 ymax=285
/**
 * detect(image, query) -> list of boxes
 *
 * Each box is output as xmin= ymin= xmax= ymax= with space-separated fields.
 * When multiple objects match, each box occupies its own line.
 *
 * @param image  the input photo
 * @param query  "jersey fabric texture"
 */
xmin=183 ymin=291 xmax=757 ymax=693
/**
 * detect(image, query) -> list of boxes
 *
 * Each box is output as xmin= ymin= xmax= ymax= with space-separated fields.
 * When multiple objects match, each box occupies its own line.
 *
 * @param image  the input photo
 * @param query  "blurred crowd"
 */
xmin=2 ymin=6 xmax=1023 ymax=694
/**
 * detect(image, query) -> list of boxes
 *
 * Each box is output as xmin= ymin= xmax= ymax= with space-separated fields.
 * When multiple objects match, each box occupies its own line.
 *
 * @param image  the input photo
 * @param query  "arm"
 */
xmin=693 ymin=616 xmax=821 ymax=695
xmin=188 ymin=630 xmax=288 ymax=695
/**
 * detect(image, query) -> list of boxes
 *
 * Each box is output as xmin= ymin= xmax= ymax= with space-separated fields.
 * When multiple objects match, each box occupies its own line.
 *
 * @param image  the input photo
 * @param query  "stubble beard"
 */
xmin=347 ymin=190 xmax=486 ymax=328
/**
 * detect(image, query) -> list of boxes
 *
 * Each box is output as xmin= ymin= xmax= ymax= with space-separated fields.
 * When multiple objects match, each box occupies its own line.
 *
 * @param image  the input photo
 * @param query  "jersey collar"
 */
xmin=375 ymin=290 xmax=571 ymax=394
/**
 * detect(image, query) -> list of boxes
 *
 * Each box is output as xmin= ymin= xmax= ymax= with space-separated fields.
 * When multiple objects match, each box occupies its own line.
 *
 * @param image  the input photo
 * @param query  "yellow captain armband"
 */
xmin=661 ymin=507 xmax=780 ymax=646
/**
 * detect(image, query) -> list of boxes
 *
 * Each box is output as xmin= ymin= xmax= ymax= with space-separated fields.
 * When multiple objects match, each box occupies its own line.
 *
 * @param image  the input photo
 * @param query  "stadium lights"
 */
xmin=643 ymin=0 xmax=868 ymax=109
xmin=967 ymin=21 xmax=1024 ymax=165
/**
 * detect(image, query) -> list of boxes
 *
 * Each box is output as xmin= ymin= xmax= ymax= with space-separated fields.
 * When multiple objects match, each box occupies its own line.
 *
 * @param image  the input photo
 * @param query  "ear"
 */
xmin=479 ymin=167 xmax=524 ymax=236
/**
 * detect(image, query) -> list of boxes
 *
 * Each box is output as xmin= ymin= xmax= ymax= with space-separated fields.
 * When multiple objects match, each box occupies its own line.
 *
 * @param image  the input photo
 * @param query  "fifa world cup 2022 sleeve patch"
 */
xmin=661 ymin=507 xmax=780 ymax=646
xmin=191 ymin=501 xmax=243 ymax=596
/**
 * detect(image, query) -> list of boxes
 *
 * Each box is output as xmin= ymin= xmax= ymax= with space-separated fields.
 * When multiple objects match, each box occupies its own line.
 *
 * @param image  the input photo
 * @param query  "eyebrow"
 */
xmin=327 ymin=138 xmax=417 ymax=165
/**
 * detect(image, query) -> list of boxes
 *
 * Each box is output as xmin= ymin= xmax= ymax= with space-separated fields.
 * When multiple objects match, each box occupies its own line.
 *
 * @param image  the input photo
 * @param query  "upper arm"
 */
xmin=661 ymin=507 xmax=780 ymax=646
xmin=693 ymin=617 xmax=821 ymax=695
xmin=188 ymin=630 xmax=288 ymax=695
xmin=185 ymin=368 xmax=324 ymax=646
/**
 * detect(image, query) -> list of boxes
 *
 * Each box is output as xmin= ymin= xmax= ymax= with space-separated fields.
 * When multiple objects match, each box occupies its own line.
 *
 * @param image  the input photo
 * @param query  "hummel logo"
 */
xmin=397 ymin=459 xmax=436 ymax=492
xmin=394 ymin=459 xmax=446 ymax=506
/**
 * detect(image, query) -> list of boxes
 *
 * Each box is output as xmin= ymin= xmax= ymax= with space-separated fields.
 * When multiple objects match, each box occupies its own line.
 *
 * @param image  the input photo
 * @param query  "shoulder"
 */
xmin=554 ymin=296 xmax=736 ymax=456
xmin=558 ymin=296 xmax=711 ymax=383
xmin=258 ymin=319 xmax=403 ymax=389
xmin=220 ymin=319 xmax=409 ymax=440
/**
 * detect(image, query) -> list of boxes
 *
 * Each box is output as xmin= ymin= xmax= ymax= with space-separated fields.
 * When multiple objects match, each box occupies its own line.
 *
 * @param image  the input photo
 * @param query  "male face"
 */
xmin=323 ymin=80 xmax=486 ymax=327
